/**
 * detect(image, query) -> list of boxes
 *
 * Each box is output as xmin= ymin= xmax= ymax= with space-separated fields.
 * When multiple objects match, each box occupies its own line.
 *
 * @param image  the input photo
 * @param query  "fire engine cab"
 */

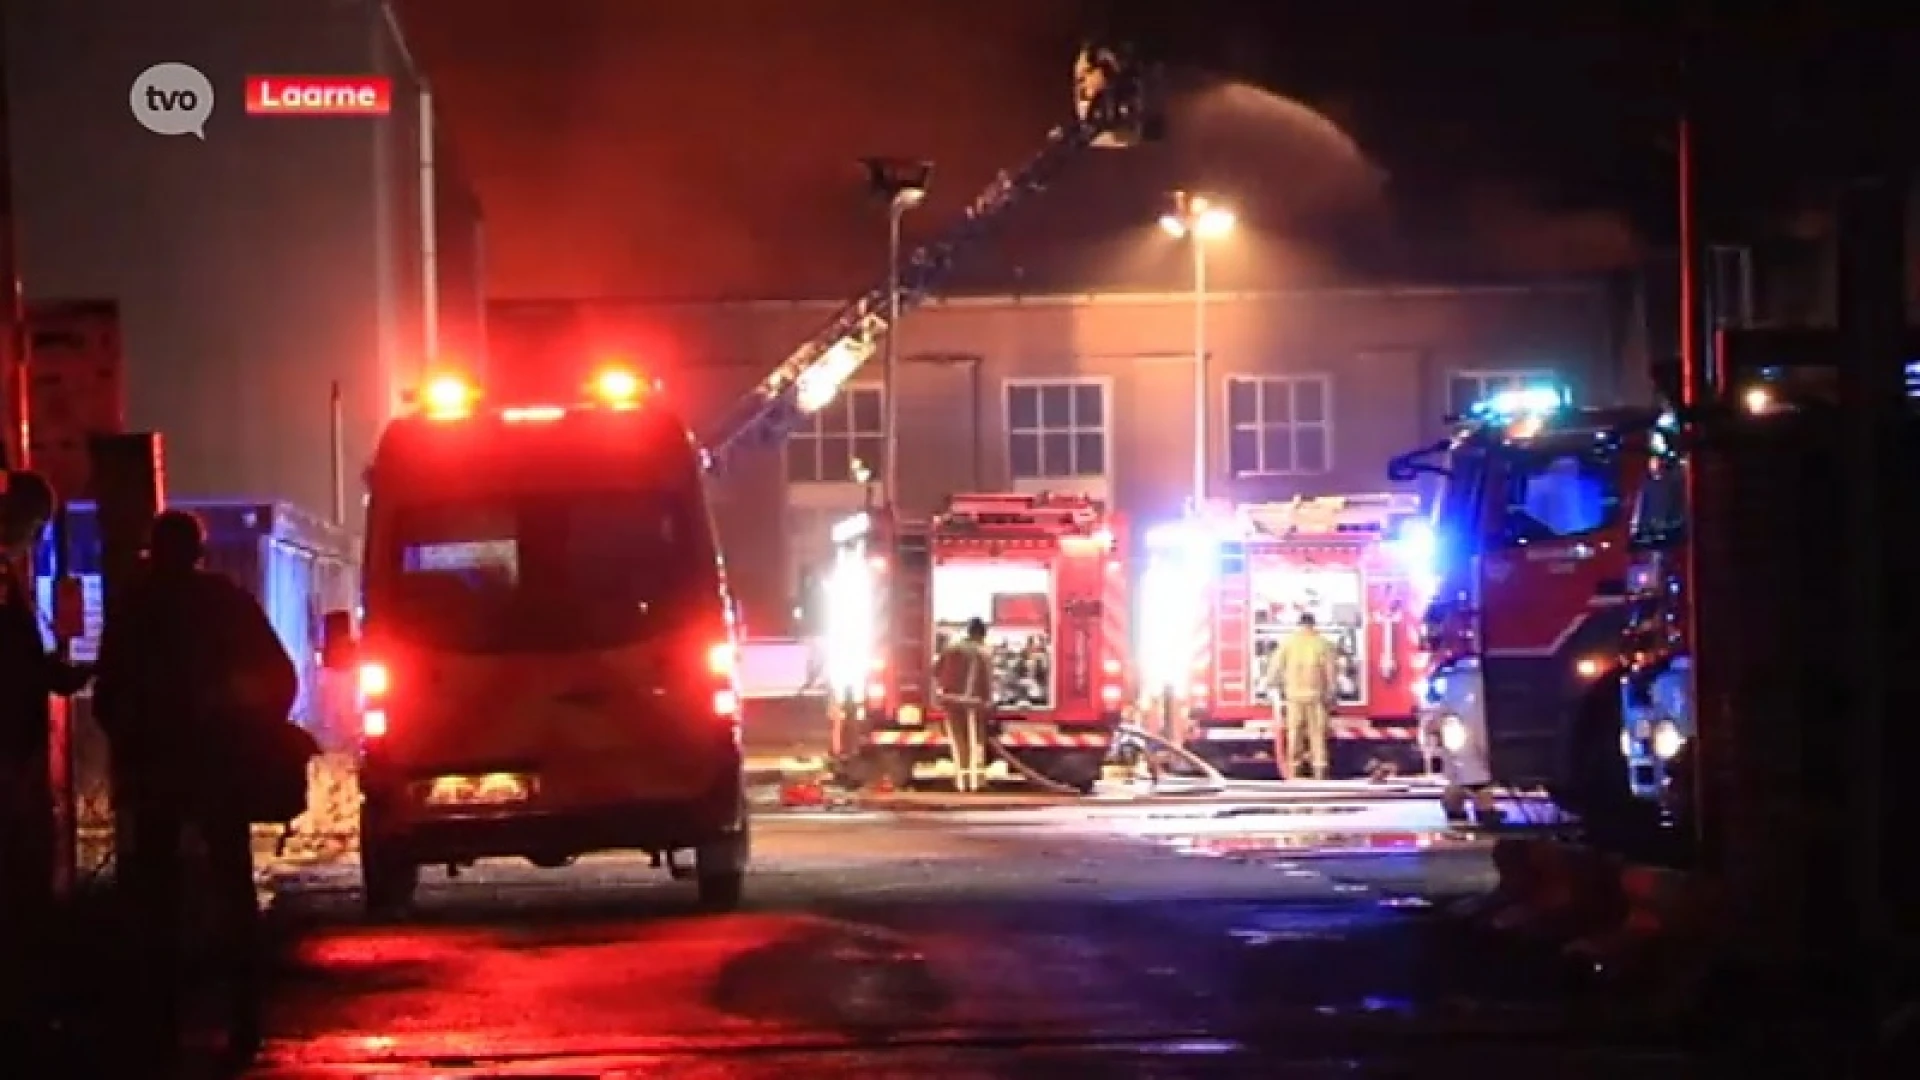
xmin=1391 ymin=387 xmax=1660 ymax=820
xmin=823 ymin=493 xmax=1129 ymax=793
xmin=1140 ymin=495 xmax=1434 ymax=777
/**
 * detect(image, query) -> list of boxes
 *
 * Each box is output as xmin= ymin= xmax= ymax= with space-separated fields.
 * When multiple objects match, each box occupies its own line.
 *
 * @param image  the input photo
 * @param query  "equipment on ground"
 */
xmin=822 ymin=492 xmax=1130 ymax=793
xmin=1138 ymin=495 xmax=1433 ymax=778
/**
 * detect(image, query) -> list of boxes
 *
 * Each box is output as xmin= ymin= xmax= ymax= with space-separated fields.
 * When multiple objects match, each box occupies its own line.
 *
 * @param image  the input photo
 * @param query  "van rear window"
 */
xmin=375 ymin=489 xmax=713 ymax=653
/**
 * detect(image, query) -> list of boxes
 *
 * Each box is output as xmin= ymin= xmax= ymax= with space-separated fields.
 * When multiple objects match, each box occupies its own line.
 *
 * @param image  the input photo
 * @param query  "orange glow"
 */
xmin=358 ymin=661 xmax=391 ymax=698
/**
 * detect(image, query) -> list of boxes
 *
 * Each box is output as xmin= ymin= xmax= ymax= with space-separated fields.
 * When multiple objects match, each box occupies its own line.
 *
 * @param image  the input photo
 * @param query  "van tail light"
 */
xmin=358 ymin=661 xmax=391 ymax=739
xmin=359 ymin=662 xmax=391 ymax=698
xmin=707 ymin=640 xmax=740 ymax=719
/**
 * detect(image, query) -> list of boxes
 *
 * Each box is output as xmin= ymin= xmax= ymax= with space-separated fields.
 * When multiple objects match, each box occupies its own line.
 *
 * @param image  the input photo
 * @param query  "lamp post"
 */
xmin=862 ymin=157 xmax=932 ymax=507
xmin=1159 ymin=192 xmax=1236 ymax=511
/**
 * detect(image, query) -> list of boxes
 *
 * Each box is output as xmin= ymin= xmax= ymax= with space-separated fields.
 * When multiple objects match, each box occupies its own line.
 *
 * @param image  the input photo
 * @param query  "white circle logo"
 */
xmin=130 ymin=62 xmax=215 ymax=139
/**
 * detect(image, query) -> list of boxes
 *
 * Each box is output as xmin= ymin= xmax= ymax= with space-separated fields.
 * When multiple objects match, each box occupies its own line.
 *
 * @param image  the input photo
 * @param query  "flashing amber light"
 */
xmin=593 ymin=367 xmax=644 ymax=407
xmin=421 ymin=374 xmax=478 ymax=418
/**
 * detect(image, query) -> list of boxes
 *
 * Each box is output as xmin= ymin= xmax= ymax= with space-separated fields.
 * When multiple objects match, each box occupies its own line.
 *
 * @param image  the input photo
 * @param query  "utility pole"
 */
xmin=1158 ymin=192 xmax=1236 ymax=510
xmin=862 ymin=157 xmax=930 ymax=506
xmin=0 ymin=9 xmax=29 ymax=472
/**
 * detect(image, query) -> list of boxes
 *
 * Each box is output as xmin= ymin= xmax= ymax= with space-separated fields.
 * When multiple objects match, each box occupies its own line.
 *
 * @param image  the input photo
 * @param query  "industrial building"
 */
xmin=489 ymin=277 xmax=1643 ymax=628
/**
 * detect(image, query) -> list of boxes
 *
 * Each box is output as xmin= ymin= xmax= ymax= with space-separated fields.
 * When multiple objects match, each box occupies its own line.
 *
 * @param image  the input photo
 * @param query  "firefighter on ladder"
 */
xmin=935 ymin=617 xmax=994 ymax=793
xmin=1263 ymin=612 xmax=1339 ymax=781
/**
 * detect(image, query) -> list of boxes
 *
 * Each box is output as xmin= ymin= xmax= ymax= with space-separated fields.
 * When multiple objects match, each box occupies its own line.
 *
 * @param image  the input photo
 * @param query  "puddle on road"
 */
xmin=710 ymin=919 xmax=952 ymax=1036
xmin=1225 ymin=905 xmax=1380 ymax=946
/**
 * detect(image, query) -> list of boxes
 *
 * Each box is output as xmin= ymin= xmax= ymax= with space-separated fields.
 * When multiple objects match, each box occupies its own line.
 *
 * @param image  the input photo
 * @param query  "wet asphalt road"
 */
xmin=229 ymin=799 xmax=1700 ymax=1078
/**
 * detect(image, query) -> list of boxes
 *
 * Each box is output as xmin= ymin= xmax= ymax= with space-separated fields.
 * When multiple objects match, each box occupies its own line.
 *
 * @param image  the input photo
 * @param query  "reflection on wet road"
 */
xmin=249 ymin=800 xmax=1696 ymax=1077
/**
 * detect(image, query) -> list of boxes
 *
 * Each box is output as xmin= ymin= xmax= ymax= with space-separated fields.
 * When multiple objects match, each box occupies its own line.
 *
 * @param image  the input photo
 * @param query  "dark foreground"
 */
xmin=55 ymin=799 xmax=1710 ymax=1077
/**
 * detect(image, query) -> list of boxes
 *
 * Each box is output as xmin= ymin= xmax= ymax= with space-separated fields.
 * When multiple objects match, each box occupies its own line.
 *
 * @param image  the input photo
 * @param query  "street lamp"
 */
xmin=862 ymin=157 xmax=933 ymax=508
xmin=1160 ymin=192 xmax=1236 ymax=510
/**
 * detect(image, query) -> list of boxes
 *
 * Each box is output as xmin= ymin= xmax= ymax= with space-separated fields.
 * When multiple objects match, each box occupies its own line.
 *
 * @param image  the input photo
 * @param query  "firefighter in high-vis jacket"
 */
xmin=935 ymin=617 xmax=994 ymax=792
xmin=1263 ymin=612 xmax=1340 ymax=780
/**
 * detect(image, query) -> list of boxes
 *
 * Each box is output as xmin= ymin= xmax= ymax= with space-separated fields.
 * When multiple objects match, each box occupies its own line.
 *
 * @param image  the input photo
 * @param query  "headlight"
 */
xmin=1620 ymin=729 xmax=1634 ymax=759
xmin=1439 ymin=715 xmax=1468 ymax=752
xmin=898 ymin=704 xmax=923 ymax=726
xmin=1652 ymin=722 xmax=1684 ymax=760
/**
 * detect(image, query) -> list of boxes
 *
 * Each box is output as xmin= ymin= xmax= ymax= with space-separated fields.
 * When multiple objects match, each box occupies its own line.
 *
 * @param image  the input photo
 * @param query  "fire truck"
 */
xmin=823 ymin=493 xmax=1130 ymax=793
xmin=1140 ymin=495 xmax=1434 ymax=777
xmin=1619 ymin=414 xmax=1691 ymax=805
xmin=1619 ymin=332 xmax=1920 ymax=813
xmin=1390 ymin=387 xmax=1663 ymax=821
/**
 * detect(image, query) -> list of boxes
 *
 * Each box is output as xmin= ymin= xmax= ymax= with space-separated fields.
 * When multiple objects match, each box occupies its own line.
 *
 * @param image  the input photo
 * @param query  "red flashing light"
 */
xmin=419 ymin=374 xmax=478 ymax=418
xmin=591 ymin=366 xmax=650 ymax=410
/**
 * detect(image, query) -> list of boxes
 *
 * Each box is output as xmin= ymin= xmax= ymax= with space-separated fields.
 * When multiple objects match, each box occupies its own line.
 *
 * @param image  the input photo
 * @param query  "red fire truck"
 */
xmin=1389 ymin=387 xmax=1661 ymax=821
xmin=823 ymin=492 xmax=1130 ymax=793
xmin=1140 ymin=495 xmax=1434 ymax=777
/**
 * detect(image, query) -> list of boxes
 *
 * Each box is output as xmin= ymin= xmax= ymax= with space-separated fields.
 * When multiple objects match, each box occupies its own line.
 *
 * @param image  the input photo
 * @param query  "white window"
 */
xmin=1225 ymin=375 xmax=1331 ymax=477
xmin=1005 ymin=379 xmax=1108 ymax=480
xmin=786 ymin=384 xmax=883 ymax=485
xmin=1447 ymin=369 xmax=1558 ymax=417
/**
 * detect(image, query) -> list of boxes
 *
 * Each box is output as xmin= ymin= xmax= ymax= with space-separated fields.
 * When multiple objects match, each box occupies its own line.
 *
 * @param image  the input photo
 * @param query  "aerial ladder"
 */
xmin=701 ymin=42 xmax=1160 ymax=457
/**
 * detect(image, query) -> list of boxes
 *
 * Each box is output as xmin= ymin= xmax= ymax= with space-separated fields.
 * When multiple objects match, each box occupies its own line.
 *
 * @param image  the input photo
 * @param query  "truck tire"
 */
xmin=1549 ymin=680 xmax=1636 ymax=843
xmin=361 ymin=844 xmax=419 ymax=917
xmin=694 ymin=815 xmax=750 ymax=912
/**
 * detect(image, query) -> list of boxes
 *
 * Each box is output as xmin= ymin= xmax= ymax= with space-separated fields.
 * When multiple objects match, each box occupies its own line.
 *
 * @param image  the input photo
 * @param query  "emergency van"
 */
xmin=320 ymin=369 xmax=749 ymax=913
xmin=822 ymin=493 xmax=1130 ymax=792
xmin=1139 ymin=495 xmax=1433 ymax=777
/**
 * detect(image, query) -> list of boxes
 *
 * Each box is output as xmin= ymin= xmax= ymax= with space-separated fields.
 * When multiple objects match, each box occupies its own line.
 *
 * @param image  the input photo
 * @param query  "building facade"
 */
xmin=11 ymin=0 xmax=483 ymax=527
xmin=488 ymin=279 xmax=1631 ymax=629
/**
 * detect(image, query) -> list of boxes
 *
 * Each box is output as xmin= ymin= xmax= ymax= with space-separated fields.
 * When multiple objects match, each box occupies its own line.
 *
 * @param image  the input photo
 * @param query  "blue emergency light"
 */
xmin=1470 ymin=385 xmax=1569 ymax=420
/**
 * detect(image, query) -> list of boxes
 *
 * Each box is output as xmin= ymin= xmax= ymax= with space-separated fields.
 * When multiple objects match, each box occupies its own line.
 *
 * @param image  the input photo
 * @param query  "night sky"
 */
xmin=394 ymin=1 xmax=1832 ymax=302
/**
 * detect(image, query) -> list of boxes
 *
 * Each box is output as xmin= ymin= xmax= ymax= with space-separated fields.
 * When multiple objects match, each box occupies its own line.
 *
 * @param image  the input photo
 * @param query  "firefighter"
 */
xmin=935 ymin=617 xmax=994 ymax=792
xmin=1263 ymin=612 xmax=1339 ymax=781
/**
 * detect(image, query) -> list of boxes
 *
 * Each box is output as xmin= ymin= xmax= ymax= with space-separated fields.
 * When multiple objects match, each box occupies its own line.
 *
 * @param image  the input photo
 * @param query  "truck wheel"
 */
xmin=694 ymin=819 xmax=750 ymax=912
xmin=1550 ymin=681 xmax=1631 ymax=830
xmin=361 ymin=844 xmax=419 ymax=916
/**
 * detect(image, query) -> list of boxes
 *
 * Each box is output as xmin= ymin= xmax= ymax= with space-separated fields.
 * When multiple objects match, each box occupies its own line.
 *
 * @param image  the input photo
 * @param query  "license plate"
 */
xmin=425 ymin=773 xmax=535 ymax=807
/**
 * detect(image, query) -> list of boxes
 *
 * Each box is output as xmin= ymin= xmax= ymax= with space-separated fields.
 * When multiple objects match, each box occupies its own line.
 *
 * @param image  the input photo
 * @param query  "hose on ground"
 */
xmin=983 ymin=735 xmax=1084 ymax=796
xmin=1111 ymin=724 xmax=1227 ymax=795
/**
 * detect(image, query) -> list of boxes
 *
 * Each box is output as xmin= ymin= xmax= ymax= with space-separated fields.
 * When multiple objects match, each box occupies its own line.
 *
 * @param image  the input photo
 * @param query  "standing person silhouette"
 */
xmin=94 ymin=509 xmax=297 ymax=1066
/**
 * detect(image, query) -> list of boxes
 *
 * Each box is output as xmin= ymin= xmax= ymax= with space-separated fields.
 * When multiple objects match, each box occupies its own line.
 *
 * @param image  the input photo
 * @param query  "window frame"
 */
xmin=1223 ymin=373 xmax=1335 ymax=478
xmin=1001 ymin=376 xmax=1114 ymax=488
xmin=785 ymin=381 xmax=884 ymax=487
